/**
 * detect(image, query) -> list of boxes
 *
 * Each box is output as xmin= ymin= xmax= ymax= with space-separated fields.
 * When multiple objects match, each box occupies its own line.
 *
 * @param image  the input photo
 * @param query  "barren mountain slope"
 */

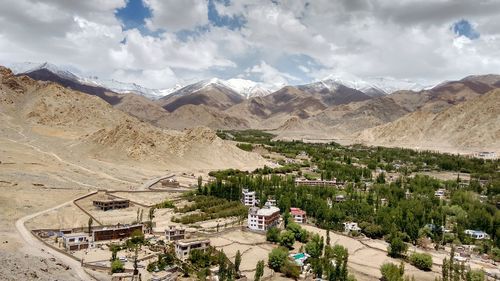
xmin=0 ymin=66 xmax=268 ymax=170
xmin=156 ymin=104 xmax=249 ymax=130
xmin=357 ymin=89 xmax=500 ymax=153
xmin=158 ymin=84 xmax=244 ymax=112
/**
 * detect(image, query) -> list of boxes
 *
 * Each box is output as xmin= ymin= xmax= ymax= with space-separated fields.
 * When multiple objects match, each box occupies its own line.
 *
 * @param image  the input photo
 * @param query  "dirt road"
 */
xmin=15 ymin=192 xmax=98 ymax=281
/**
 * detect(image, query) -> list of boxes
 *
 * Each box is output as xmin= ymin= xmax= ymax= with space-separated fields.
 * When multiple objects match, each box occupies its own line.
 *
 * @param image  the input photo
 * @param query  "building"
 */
xmin=294 ymin=178 xmax=337 ymax=187
xmin=93 ymin=198 xmax=130 ymax=211
xmin=62 ymin=233 xmax=89 ymax=251
xmin=241 ymin=188 xmax=257 ymax=206
xmin=335 ymin=195 xmax=346 ymax=203
xmin=464 ymin=230 xmax=489 ymax=240
xmin=174 ymin=238 xmax=210 ymax=260
xmin=474 ymin=151 xmax=497 ymax=160
xmin=161 ymin=178 xmax=180 ymax=188
xmin=434 ymin=189 xmax=446 ymax=199
xmin=290 ymin=207 xmax=307 ymax=224
xmin=343 ymin=222 xmax=361 ymax=233
xmin=165 ymin=225 xmax=185 ymax=241
xmin=92 ymin=224 xmax=143 ymax=241
xmin=248 ymin=205 xmax=280 ymax=231
xmin=266 ymin=198 xmax=277 ymax=206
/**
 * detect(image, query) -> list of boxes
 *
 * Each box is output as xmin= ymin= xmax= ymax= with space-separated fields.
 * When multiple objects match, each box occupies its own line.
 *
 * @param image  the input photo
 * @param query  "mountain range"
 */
xmin=7 ymin=62 xmax=500 ymax=154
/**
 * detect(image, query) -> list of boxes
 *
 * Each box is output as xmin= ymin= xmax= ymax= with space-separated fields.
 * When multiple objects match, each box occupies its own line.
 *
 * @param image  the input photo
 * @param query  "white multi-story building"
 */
xmin=242 ymin=188 xmax=257 ymax=206
xmin=165 ymin=225 xmax=186 ymax=241
xmin=174 ymin=238 xmax=211 ymax=260
xmin=248 ymin=205 xmax=280 ymax=231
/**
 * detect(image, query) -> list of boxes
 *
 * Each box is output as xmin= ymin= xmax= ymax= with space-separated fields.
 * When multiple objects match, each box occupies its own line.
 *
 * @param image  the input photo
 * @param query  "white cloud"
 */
xmin=1 ymin=0 xmax=500 ymax=89
xmin=144 ymin=0 xmax=209 ymax=32
xmin=246 ymin=61 xmax=299 ymax=88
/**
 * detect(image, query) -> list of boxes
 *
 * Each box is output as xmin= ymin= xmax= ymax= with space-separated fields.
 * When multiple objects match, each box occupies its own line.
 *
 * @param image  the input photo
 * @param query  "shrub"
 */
xmin=236 ymin=143 xmax=253 ymax=151
xmin=380 ymin=262 xmax=404 ymax=281
xmin=281 ymin=260 xmax=301 ymax=279
xmin=360 ymin=222 xmax=384 ymax=239
xmin=268 ymin=247 xmax=289 ymax=272
xmin=409 ymin=252 xmax=432 ymax=271
xmin=111 ymin=260 xmax=124 ymax=273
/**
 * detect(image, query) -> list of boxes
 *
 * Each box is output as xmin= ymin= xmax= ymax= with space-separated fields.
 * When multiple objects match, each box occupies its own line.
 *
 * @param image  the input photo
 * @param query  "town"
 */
xmin=23 ymin=135 xmax=499 ymax=281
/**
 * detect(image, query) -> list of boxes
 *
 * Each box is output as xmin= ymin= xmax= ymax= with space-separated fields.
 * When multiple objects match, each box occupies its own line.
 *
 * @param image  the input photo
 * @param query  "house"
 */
xmin=295 ymin=178 xmax=338 ymax=187
xmin=434 ymin=189 xmax=446 ymax=199
xmin=380 ymin=198 xmax=388 ymax=206
xmin=241 ymin=189 xmax=257 ymax=206
xmin=343 ymin=222 xmax=361 ymax=233
xmin=335 ymin=195 xmax=346 ymax=203
xmin=161 ymin=178 xmax=180 ymax=188
xmin=93 ymin=198 xmax=130 ymax=211
xmin=266 ymin=198 xmax=277 ymax=206
xmin=248 ymin=205 xmax=280 ymax=231
xmin=474 ymin=151 xmax=497 ymax=160
xmin=92 ymin=224 xmax=143 ymax=241
xmin=464 ymin=230 xmax=489 ymax=240
xmin=290 ymin=207 xmax=307 ymax=224
xmin=62 ymin=233 xmax=89 ymax=251
xmin=174 ymin=238 xmax=210 ymax=260
xmin=405 ymin=189 xmax=411 ymax=199
xmin=165 ymin=225 xmax=186 ymax=241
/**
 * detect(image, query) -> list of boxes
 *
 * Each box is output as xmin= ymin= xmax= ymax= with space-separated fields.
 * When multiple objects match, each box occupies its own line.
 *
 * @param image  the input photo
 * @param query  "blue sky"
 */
xmin=1 ymin=0 xmax=499 ymax=89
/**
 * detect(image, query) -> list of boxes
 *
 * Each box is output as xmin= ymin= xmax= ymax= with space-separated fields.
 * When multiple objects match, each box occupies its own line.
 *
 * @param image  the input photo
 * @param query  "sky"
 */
xmin=1 ymin=0 xmax=500 ymax=89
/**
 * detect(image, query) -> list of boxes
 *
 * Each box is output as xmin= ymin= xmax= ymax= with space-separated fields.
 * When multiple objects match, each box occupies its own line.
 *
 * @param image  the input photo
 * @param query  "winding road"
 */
xmin=14 ymin=172 xmax=177 ymax=280
xmin=15 ymin=192 xmax=98 ymax=281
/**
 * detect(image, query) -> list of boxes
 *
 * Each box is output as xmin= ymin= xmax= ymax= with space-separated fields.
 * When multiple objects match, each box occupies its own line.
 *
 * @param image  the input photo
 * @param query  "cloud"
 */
xmin=144 ymin=0 xmax=209 ymax=32
xmin=1 ymin=0 xmax=500 ymax=89
xmin=246 ymin=61 xmax=300 ymax=88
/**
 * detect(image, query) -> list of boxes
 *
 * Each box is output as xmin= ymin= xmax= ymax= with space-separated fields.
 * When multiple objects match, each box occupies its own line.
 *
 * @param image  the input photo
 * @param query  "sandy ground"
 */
xmin=302 ymin=225 xmax=440 ymax=281
xmin=113 ymin=190 xmax=185 ymax=206
xmin=210 ymin=230 xmax=276 ymax=279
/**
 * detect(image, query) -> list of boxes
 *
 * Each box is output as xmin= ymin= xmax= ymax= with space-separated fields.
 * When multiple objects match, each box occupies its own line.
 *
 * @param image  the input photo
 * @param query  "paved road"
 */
xmin=15 ymin=192 xmax=98 ymax=281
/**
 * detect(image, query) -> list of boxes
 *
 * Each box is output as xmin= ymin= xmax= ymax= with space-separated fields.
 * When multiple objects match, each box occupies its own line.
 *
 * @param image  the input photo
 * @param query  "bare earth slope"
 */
xmin=0 ymin=66 xmax=268 ymax=171
xmin=357 ymin=89 xmax=500 ymax=153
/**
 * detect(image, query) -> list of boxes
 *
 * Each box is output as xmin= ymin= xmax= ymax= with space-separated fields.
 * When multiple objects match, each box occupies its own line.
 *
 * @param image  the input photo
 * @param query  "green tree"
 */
xmin=254 ymin=260 xmax=265 ymax=281
xmin=87 ymin=217 xmax=93 ymax=234
xmin=234 ymin=250 xmax=242 ymax=274
xmin=380 ymin=262 xmax=404 ymax=281
xmin=268 ymin=247 xmax=289 ymax=272
xmin=266 ymin=227 xmax=281 ymax=243
xmin=279 ymin=230 xmax=296 ymax=249
xmin=388 ymin=235 xmax=408 ymax=258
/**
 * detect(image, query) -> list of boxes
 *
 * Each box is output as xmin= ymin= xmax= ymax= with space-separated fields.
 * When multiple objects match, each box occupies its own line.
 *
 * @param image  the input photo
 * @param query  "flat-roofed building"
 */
xmin=92 ymin=224 xmax=143 ymax=241
xmin=295 ymin=178 xmax=338 ymax=187
xmin=161 ymin=178 xmax=180 ymax=188
xmin=290 ymin=207 xmax=307 ymax=224
xmin=93 ymin=198 xmax=130 ymax=211
xmin=241 ymin=188 xmax=257 ymax=206
xmin=174 ymin=238 xmax=210 ymax=260
xmin=248 ymin=205 xmax=280 ymax=231
xmin=165 ymin=225 xmax=186 ymax=241
xmin=62 ymin=232 xmax=89 ymax=251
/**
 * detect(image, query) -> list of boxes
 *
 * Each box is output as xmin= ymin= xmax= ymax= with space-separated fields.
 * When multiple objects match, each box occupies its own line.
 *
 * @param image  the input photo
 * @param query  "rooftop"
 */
xmin=249 ymin=206 xmax=280 ymax=216
xmin=290 ymin=207 xmax=306 ymax=216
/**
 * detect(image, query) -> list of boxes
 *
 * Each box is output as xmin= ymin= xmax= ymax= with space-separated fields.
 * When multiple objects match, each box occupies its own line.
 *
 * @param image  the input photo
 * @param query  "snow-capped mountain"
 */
xmin=9 ymin=62 xmax=81 ymax=81
xmin=80 ymin=77 xmax=183 ymax=100
xmin=314 ymin=74 xmax=429 ymax=96
xmin=8 ymin=61 xmax=181 ymax=100
xmin=168 ymin=78 xmax=273 ymax=99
